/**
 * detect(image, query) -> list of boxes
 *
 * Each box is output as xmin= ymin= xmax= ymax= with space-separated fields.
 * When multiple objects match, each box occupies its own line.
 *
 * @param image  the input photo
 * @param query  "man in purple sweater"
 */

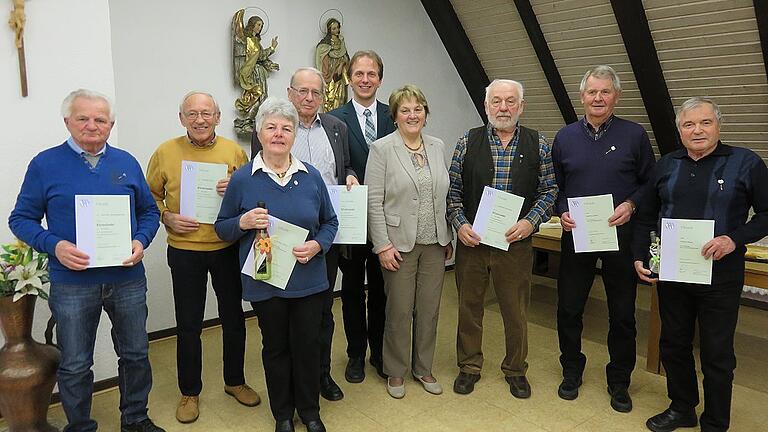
xmin=552 ymin=66 xmax=656 ymax=412
xmin=9 ymin=89 xmax=163 ymax=432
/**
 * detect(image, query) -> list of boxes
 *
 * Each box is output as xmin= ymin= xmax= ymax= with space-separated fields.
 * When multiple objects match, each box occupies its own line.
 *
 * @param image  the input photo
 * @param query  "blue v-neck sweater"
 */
xmin=9 ymin=142 xmax=160 ymax=284
xmin=215 ymin=161 xmax=338 ymax=302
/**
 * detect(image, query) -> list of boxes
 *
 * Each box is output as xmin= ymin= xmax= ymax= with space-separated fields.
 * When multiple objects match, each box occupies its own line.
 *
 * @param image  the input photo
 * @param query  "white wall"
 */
xmin=2 ymin=0 xmax=480 ymax=382
xmin=1 ymin=0 xmax=120 ymax=378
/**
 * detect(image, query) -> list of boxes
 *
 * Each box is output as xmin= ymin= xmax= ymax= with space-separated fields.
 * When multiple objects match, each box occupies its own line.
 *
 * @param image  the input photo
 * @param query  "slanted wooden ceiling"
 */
xmin=444 ymin=0 xmax=768 ymax=161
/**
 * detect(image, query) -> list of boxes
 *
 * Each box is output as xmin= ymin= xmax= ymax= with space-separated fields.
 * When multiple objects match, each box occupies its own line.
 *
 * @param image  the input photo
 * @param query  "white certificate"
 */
xmin=328 ymin=185 xmax=367 ymax=244
xmin=472 ymin=186 xmax=525 ymax=251
xmin=568 ymin=194 xmax=619 ymax=253
xmin=180 ymin=161 xmax=228 ymax=224
xmin=75 ymin=195 xmax=132 ymax=268
xmin=660 ymin=218 xmax=714 ymax=284
xmin=241 ymin=215 xmax=310 ymax=290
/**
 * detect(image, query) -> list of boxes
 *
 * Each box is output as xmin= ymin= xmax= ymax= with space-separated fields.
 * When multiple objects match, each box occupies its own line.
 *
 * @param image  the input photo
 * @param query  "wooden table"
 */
xmin=531 ymin=227 xmax=768 ymax=374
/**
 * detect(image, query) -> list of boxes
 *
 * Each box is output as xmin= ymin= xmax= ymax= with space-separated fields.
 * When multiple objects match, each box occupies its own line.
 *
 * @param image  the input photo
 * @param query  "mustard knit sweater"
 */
xmin=146 ymin=135 xmax=249 ymax=251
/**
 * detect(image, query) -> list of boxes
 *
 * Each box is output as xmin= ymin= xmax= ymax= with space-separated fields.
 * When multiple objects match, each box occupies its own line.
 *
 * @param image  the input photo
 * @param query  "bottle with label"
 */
xmin=649 ymin=230 xmax=660 ymax=279
xmin=253 ymin=201 xmax=272 ymax=280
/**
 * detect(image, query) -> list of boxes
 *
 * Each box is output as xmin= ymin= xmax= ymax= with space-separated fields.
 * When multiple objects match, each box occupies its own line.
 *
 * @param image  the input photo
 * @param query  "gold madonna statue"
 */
xmin=315 ymin=17 xmax=349 ymax=112
xmin=233 ymin=9 xmax=279 ymax=135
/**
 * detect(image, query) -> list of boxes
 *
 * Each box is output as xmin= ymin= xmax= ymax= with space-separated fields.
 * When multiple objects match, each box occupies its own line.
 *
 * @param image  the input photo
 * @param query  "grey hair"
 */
xmin=179 ymin=91 xmax=220 ymax=114
xmin=485 ymin=79 xmax=525 ymax=103
xmin=61 ymin=89 xmax=115 ymax=121
xmin=254 ymin=97 xmax=299 ymax=132
xmin=290 ymin=67 xmax=326 ymax=93
xmin=675 ymin=97 xmax=723 ymax=128
xmin=579 ymin=65 xmax=622 ymax=93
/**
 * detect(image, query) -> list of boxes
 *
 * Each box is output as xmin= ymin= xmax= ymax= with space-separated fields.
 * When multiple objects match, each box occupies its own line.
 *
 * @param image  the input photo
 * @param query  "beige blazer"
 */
xmin=365 ymin=131 xmax=452 ymax=254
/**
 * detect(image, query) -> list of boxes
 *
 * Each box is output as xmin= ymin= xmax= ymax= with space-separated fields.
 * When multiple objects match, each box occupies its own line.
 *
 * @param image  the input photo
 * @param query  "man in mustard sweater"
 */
xmin=146 ymin=92 xmax=257 ymax=423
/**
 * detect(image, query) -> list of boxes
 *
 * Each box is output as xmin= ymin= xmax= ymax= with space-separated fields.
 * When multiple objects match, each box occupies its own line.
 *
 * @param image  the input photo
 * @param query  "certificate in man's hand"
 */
xmin=472 ymin=186 xmax=524 ymax=251
xmin=328 ymin=185 xmax=367 ymax=244
xmin=75 ymin=195 xmax=132 ymax=268
xmin=660 ymin=218 xmax=714 ymax=284
xmin=568 ymin=194 xmax=619 ymax=253
xmin=180 ymin=160 xmax=228 ymax=224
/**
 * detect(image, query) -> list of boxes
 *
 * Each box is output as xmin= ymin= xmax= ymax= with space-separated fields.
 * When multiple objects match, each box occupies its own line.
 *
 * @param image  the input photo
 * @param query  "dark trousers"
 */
xmin=319 ymin=245 xmax=340 ymax=373
xmin=338 ymin=242 xmax=386 ymax=361
xmin=251 ymin=291 xmax=325 ymax=422
xmin=556 ymin=230 xmax=637 ymax=387
xmin=167 ymin=245 xmax=246 ymax=396
xmin=658 ymin=280 xmax=742 ymax=432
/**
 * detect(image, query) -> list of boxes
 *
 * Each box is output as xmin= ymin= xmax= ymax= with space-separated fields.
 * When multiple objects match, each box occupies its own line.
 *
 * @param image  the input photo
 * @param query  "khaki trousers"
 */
xmin=455 ymin=240 xmax=532 ymax=377
xmin=381 ymin=244 xmax=446 ymax=378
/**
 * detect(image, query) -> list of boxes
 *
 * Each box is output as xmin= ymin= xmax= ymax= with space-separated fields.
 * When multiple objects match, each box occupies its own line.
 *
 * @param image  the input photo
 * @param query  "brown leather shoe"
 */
xmin=225 ymin=384 xmax=261 ymax=407
xmin=175 ymin=395 xmax=199 ymax=423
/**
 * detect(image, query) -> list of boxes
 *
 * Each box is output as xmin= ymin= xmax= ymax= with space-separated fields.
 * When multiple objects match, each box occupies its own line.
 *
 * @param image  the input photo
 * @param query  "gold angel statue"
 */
xmin=233 ymin=9 xmax=279 ymax=134
xmin=315 ymin=17 xmax=349 ymax=112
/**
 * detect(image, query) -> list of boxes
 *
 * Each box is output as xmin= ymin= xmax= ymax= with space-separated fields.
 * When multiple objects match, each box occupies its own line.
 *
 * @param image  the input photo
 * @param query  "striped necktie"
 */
xmin=363 ymin=109 xmax=376 ymax=145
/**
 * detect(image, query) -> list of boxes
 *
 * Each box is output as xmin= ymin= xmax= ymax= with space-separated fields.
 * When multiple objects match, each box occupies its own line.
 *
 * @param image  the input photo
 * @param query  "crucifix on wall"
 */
xmin=9 ymin=0 xmax=27 ymax=97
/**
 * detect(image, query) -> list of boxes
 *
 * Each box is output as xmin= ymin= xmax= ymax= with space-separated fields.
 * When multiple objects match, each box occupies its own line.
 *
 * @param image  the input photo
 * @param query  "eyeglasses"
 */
xmin=291 ymin=87 xmax=323 ymax=99
xmin=184 ymin=111 xmax=217 ymax=120
xmin=489 ymin=98 xmax=521 ymax=109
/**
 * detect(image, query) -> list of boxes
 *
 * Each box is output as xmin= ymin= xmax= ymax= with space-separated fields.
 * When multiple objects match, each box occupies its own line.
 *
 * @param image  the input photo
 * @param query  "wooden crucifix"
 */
xmin=9 ymin=0 xmax=27 ymax=97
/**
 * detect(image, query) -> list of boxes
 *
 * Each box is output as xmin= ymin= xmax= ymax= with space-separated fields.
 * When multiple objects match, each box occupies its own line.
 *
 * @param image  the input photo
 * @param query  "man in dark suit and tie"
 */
xmin=329 ymin=50 xmax=396 ymax=383
xmin=251 ymin=67 xmax=358 ymax=403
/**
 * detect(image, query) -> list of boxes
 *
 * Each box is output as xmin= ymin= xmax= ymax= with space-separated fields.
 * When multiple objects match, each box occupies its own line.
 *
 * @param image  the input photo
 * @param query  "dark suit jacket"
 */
xmin=328 ymin=100 xmax=396 ymax=184
xmin=251 ymin=112 xmax=356 ymax=185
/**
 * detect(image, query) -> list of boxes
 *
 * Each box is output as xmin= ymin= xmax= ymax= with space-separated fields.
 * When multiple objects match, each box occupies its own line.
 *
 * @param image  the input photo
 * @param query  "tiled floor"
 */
xmin=5 ymin=272 xmax=768 ymax=431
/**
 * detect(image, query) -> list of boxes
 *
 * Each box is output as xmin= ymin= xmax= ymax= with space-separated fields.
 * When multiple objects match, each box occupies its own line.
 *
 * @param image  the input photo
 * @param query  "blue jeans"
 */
xmin=49 ymin=277 xmax=152 ymax=432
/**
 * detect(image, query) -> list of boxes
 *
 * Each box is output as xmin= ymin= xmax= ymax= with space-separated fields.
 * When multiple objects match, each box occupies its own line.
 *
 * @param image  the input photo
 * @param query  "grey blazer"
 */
xmin=250 ymin=113 xmax=357 ymax=185
xmin=365 ymin=131 xmax=452 ymax=253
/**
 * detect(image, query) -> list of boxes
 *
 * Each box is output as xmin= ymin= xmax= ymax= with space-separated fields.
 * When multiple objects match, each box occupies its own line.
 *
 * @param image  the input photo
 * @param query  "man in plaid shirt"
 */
xmin=447 ymin=79 xmax=557 ymax=399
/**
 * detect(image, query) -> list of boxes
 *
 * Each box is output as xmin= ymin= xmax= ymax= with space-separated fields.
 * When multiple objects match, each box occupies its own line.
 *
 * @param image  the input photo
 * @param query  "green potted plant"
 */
xmin=0 ymin=240 xmax=60 ymax=432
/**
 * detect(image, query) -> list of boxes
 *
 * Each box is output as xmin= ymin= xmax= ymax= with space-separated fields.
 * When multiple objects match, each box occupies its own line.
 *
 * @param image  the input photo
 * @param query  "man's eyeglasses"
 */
xmin=184 ymin=111 xmax=217 ymax=120
xmin=291 ymin=87 xmax=323 ymax=99
xmin=489 ymin=98 xmax=521 ymax=109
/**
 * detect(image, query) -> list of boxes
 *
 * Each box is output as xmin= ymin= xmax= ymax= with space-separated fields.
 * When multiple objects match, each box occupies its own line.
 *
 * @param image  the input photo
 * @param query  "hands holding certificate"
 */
xmin=560 ymin=200 xmax=634 ymax=232
xmin=55 ymin=239 xmax=146 ymax=270
xmin=239 ymin=207 xmax=321 ymax=265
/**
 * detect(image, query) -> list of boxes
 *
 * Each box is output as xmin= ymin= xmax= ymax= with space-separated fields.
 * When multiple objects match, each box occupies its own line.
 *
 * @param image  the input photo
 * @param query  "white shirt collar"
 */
xmin=252 ymin=151 xmax=308 ymax=186
xmin=352 ymin=99 xmax=377 ymax=117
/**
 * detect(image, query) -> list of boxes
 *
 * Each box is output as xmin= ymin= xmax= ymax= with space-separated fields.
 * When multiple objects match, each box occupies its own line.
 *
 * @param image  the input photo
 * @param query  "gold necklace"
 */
xmin=404 ymin=138 xmax=423 ymax=152
xmin=263 ymin=154 xmax=292 ymax=179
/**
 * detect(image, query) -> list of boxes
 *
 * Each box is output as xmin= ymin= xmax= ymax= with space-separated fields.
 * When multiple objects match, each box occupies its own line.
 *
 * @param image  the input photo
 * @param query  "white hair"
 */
xmin=61 ymin=89 xmax=115 ymax=121
xmin=179 ymin=91 xmax=220 ymax=114
xmin=675 ymin=97 xmax=723 ymax=128
xmin=579 ymin=65 xmax=622 ymax=93
xmin=254 ymin=97 xmax=299 ymax=132
xmin=290 ymin=67 xmax=326 ymax=93
xmin=485 ymin=79 xmax=525 ymax=103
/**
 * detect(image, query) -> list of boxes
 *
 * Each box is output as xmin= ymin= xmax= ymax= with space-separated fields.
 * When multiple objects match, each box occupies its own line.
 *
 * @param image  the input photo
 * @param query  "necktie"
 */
xmin=364 ymin=109 xmax=376 ymax=146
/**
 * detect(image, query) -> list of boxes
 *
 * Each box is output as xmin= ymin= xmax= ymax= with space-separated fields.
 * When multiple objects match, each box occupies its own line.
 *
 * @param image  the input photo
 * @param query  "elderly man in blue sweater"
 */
xmin=9 ymin=89 xmax=163 ymax=432
xmin=552 ymin=66 xmax=656 ymax=412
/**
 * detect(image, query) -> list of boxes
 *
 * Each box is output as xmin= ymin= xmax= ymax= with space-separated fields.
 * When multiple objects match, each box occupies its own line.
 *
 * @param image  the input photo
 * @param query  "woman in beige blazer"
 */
xmin=365 ymin=85 xmax=453 ymax=399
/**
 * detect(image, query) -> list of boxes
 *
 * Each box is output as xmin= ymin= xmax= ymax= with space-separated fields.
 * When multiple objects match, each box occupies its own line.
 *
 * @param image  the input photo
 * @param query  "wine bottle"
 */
xmin=253 ymin=201 xmax=272 ymax=280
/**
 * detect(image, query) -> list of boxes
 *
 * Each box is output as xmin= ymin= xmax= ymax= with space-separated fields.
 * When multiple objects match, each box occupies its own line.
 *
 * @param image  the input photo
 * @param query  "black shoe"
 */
xmin=369 ymin=357 xmax=387 ymax=379
xmin=320 ymin=373 xmax=344 ymax=401
xmin=345 ymin=356 xmax=365 ymax=383
xmin=646 ymin=408 xmax=698 ymax=432
xmin=304 ymin=419 xmax=326 ymax=432
xmin=608 ymin=385 xmax=632 ymax=413
xmin=505 ymin=375 xmax=531 ymax=399
xmin=452 ymin=371 xmax=481 ymax=395
xmin=121 ymin=418 xmax=165 ymax=432
xmin=557 ymin=376 xmax=582 ymax=400
xmin=275 ymin=419 xmax=295 ymax=432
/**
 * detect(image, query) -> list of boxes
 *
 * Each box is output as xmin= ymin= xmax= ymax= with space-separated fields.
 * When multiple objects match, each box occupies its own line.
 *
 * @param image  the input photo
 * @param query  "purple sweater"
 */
xmin=552 ymin=117 xmax=656 ymax=216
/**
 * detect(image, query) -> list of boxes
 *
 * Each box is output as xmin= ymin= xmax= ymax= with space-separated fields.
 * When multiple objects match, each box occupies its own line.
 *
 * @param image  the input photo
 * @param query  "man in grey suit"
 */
xmin=251 ymin=67 xmax=357 ymax=402
xmin=329 ymin=50 xmax=397 ymax=383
